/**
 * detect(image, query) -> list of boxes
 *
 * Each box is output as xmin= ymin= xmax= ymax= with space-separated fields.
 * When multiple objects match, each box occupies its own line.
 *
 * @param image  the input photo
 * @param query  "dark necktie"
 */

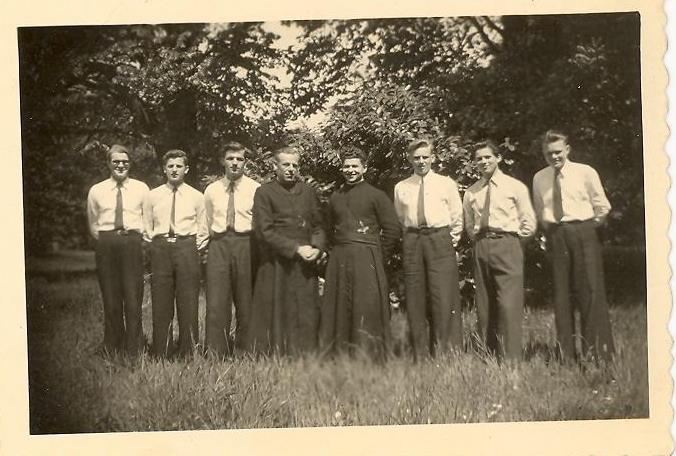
xmin=169 ymin=186 xmax=177 ymax=236
xmin=479 ymin=179 xmax=491 ymax=233
xmin=226 ymin=181 xmax=236 ymax=231
xmin=553 ymin=169 xmax=564 ymax=223
xmin=114 ymin=183 xmax=124 ymax=230
xmin=417 ymin=177 xmax=427 ymax=227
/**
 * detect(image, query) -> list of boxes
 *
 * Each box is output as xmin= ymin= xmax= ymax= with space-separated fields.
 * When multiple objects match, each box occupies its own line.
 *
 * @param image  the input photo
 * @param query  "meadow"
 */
xmin=26 ymin=251 xmax=648 ymax=434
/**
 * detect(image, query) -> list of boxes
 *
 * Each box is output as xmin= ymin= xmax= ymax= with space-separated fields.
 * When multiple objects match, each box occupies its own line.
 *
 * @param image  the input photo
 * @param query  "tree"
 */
xmin=20 ymin=23 xmax=290 ymax=252
xmin=288 ymin=13 xmax=643 ymax=245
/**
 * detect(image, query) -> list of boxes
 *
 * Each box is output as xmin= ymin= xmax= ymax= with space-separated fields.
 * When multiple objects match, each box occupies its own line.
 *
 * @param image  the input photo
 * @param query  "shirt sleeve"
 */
xmin=447 ymin=178 xmax=463 ymax=247
xmin=585 ymin=166 xmax=612 ymax=218
xmin=462 ymin=189 xmax=475 ymax=242
xmin=532 ymin=174 xmax=545 ymax=229
xmin=142 ymin=192 xmax=154 ymax=243
xmin=86 ymin=187 xmax=99 ymax=240
xmin=393 ymin=183 xmax=406 ymax=226
xmin=515 ymin=181 xmax=536 ymax=238
xmin=203 ymin=185 xmax=214 ymax=236
xmin=194 ymin=191 xmax=209 ymax=250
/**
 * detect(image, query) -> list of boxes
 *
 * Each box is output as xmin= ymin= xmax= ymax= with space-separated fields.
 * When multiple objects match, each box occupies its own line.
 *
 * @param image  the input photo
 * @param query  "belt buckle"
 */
xmin=115 ymin=229 xmax=129 ymax=236
xmin=166 ymin=236 xmax=177 ymax=243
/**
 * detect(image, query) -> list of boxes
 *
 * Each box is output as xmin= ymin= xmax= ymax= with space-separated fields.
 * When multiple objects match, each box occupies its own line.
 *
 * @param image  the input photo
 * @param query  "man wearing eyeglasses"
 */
xmin=87 ymin=144 xmax=150 ymax=356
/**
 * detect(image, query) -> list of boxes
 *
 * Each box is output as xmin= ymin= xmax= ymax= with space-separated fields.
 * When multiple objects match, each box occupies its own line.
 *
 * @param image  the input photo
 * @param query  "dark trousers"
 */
xmin=205 ymin=234 xmax=254 ymax=355
xmin=473 ymin=235 xmax=524 ymax=360
xmin=95 ymin=231 xmax=144 ymax=354
xmin=402 ymin=229 xmax=462 ymax=360
xmin=150 ymin=236 xmax=200 ymax=357
xmin=548 ymin=220 xmax=615 ymax=362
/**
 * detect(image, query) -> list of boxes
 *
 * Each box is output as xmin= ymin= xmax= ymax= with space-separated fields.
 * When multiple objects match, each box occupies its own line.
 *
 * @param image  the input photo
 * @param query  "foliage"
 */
xmin=20 ymin=23 xmax=289 ymax=252
xmin=289 ymin=13 xmax=643 ymax=245
xmin=20 ymin=13 xmax=644 ymax=253
xmin=291 ymin=82 xmax=474 ymax=198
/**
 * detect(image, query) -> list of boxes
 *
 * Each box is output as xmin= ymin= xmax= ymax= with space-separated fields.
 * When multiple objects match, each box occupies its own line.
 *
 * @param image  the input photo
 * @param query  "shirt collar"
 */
xmin=553 ymin=160 xmax=572 ymax=176
xmin=108 ymin=177 xmax=128 ymax=189
xmin=165 ymin=182 xmax=185 ymax=193
xmin=413 ymin=169 xmax=436 ymax=183
xmin=343 ymin=179 xmax=365 ymax=190
xmin=223 ymin=175 xmax=245 ymax=188
xmin=273 ymin=179 xmax=302 ymax=195
xmin=486 ymin=168 xmax=506 ymax=186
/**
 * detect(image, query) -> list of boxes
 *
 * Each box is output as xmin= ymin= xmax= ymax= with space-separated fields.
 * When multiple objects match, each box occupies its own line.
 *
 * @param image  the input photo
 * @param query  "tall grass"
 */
xmin=26 ymin=274 xmax=648 ymax=434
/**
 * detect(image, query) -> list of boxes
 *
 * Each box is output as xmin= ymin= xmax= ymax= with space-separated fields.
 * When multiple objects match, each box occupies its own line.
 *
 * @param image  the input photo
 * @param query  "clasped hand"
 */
xmin=296 ymin=245 xmax=320 ymax=262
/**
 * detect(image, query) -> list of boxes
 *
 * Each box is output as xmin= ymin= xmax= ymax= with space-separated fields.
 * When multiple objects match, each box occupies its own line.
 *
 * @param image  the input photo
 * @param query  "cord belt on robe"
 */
xmin=333 ymin=228 xmax=381 ymax=248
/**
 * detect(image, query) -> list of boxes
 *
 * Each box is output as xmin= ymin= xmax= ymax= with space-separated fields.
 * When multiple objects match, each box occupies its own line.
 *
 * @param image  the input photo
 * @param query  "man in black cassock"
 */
xmin=247 ymin=146 xmax=326 ymax=355
xmin=319 ymin=148 xmax=400 ymax=359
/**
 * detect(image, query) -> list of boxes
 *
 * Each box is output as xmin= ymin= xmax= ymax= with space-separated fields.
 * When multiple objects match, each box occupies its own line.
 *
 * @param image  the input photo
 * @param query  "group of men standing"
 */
xmin=86 ymin=130 xmax=614 ymax=364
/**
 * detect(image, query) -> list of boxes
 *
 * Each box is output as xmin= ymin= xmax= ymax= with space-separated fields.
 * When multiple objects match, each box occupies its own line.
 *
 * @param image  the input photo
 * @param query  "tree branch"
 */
xmin=482 ymin=16 xmax=504 ymax=37
xmin=468 ymin=17 xmax=501 ymax=55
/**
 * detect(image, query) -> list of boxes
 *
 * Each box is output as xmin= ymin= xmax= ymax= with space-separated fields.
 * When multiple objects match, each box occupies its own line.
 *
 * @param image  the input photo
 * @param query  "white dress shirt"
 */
xmin=532 ymin=160 xmax=611 ymax=226
xmin=463 ymin=169 xmax=536 ymax=240
xmin=87 ymin=177 xmax=149 ymax=237
xmin=394 ymin=170 xmax=463 ymax=246
xmin=143 ymin=182 xmax=209 ymax=249
xmin=204 ymin=175 xmax=260 ymax=234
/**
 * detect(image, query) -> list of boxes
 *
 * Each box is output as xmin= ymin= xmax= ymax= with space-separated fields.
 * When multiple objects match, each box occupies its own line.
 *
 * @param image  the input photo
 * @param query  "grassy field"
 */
xmin=26 ymin=252 xmax=648 ymax=434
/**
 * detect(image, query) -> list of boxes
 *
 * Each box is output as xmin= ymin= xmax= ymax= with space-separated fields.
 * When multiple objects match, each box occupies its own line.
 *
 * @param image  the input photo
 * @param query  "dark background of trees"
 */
xmin=19 ymin=13 xmax=643 ymax=262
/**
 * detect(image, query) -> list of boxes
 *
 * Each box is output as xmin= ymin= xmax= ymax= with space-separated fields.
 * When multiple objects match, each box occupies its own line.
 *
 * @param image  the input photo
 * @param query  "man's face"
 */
xmin=341 ymin=158 xmax=366 ymax=185
xmin=108 ymin=151 xmax=130 ymax=182
xmin=543 ymin=139 xmax=570 ymax=170
xmin=407 ymin=145 xmax=435 ymax=176
xmin=223 ymin=150 xmax=246 ymax=181
xmin=475 ymin=147 xmax=501 ymax=178
xmin=274 ymin=152 xmax=300 ymax=184
xmin=164 ymin=157 xmax=189 ymax=187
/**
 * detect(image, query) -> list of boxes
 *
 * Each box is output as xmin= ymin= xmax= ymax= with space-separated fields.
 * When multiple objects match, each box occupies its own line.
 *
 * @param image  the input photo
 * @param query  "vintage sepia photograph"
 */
xmin=2 ymin=0 xmax=672 ymax=454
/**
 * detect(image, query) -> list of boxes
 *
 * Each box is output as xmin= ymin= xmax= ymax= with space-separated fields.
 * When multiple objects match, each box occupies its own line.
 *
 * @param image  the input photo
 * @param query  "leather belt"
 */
xmin=406 ymin=226 xmax=449 ymax=235
xmin=153 ymin=234 xmax=195 ymax=243
xmin=556 ymin=219 xmax=587 ymax=225
xmin=99 ymin=229 xmax=140 ymax=236
xmin=475 ymin=230 xmax=518 ymax=240
xmin=548 ymin=219 xmax=592 ymax=232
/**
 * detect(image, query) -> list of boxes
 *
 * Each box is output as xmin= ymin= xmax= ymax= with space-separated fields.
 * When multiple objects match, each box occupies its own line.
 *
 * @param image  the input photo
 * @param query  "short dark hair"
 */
xmin=406 ymin=138 xmax=434 ymax=155
xmin=162 ymin=149 xmax=189 ymax=166
xmin=542 ymin=129 xmax=569 ymax=148
xmin=273 ymin=146 xmax=300 ymax=161
xmin=340 ymin=147 xmax=367 ymax=165
xmin=106 ymin=144 xmax=130 ymax=162
xmin=474 ymin=140 xmax=501 ymax=158
xmin=222 ymin=141 xmax=249 ymax=158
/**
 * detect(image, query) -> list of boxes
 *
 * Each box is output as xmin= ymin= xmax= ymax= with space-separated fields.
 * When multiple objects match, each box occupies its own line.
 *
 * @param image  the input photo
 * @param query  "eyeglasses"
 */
xmin=111 ymin=160 xmax=130 ymax=166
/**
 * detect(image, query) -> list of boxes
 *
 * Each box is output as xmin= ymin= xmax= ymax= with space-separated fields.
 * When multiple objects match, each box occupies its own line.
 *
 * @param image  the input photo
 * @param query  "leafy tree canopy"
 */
xmin=20 ymin=13 xmax=643 ymax=253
